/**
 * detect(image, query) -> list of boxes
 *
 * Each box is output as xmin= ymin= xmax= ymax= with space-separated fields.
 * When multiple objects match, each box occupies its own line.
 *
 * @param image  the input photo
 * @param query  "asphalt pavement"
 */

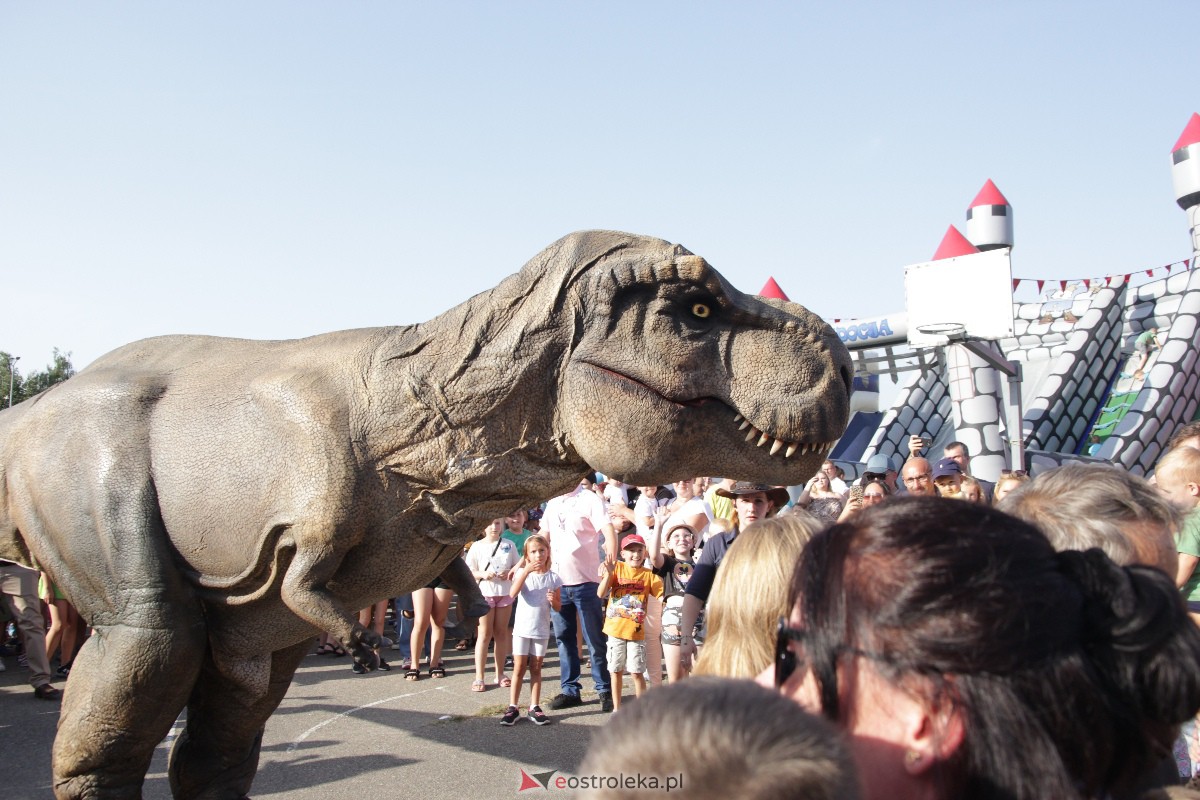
xmin=1 ymin=640 xmax=612 ymax=799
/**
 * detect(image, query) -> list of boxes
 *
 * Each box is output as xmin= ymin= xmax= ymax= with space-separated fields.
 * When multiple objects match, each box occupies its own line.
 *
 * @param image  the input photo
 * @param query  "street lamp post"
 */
xmin=7 ymin=355 xmax=18 ymax=408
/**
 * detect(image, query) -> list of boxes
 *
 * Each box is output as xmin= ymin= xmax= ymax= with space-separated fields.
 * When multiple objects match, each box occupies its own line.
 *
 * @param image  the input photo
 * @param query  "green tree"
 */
xmin=1 ymin=349 xmax=76 ymax=407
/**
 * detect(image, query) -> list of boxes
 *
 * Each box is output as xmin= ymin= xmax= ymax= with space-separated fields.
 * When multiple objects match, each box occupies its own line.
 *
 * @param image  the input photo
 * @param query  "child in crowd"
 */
xmin=597 ymin=533 xmax=664 ymax=711
xmin=465 ymin=518 xmax=519 ymax=691
xmin=648 ymin=509 xmax=701 ymax=684
xmin=1156 ymin=446 xmax=1200 ymax=620
xmin=501 ymin=534 xmax=562 ymax=726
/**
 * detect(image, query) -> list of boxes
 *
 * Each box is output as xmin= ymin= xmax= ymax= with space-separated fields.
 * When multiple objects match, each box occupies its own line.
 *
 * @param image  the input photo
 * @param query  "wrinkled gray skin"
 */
xmin=0 ymin=230 xmax=851 ymax=799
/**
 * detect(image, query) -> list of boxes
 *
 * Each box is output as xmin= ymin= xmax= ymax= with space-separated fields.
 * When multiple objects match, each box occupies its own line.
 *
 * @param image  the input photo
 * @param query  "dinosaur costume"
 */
xmin=0 ymin=230 xmax=851 ymax=798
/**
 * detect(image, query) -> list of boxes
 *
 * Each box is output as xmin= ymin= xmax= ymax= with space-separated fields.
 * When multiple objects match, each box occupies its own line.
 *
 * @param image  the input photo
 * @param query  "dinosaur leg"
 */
xmin=440 ymin=556 xmax=489 ymax=620
xmin=47 ymin=470 xmax=208 ymax=799
xmin=52 ymin=599 xmax=207 ymax=798
xmin=168 ymin=639 xmax=311 ymax=800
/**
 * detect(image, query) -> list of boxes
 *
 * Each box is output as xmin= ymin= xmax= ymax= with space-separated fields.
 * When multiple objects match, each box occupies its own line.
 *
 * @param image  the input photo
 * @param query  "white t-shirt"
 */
xmin=603 ymin=482 xmax=630 ymax=507
xmin=633 ymin=492 xmax=672 ymax=538
xmin=666 ymin=496 xmax=712 ymax=538
xmin=512 ymin=569 xmax=565 ymax=640
xmin=465 ymin=536 xmax=519 ymax=598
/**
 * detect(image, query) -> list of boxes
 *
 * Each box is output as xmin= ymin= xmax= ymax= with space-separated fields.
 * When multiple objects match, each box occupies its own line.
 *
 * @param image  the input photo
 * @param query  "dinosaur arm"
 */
xmin=278 ymin=539 xmax=378 ymax=665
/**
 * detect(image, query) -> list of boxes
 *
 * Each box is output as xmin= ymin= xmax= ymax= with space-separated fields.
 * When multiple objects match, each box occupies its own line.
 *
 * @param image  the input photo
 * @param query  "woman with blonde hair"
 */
xmin=693 ymin=514 xmax=820 ymax=679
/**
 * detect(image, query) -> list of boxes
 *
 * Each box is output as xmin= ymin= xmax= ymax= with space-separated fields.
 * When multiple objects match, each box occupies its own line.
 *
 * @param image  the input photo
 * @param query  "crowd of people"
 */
xmin=9 ymin=419 xmax=1200 ymax=799
xmin=464 ymin=425 xmax=1200 ymax=798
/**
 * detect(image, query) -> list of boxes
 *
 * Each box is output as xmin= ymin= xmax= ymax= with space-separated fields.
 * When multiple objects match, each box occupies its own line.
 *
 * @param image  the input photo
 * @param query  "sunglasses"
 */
xmin=775 ymin=618 xmax=808 ymax=688
xmin=1000 ymin=469 xmax=1028 ymax=477
xmin=862 ymin=472 xmax=886 ymax=481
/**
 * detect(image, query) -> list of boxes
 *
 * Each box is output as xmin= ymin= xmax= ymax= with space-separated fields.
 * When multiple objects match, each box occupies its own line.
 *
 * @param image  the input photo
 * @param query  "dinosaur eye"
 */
xmin=691 ymin=303 xmax=711 ymax=319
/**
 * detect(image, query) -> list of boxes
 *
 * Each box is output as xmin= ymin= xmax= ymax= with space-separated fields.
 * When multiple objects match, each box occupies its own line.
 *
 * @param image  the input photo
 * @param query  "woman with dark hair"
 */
xmin=765 ymin=496 xmax=1200 ymax=800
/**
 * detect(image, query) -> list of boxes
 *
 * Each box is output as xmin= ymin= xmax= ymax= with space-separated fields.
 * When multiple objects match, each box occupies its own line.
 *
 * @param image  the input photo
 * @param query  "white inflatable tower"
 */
xmin=965 ymin=179 xmax=1014 ymax=252
xmin=1172 ymin=112 xmax=1200 ymax=258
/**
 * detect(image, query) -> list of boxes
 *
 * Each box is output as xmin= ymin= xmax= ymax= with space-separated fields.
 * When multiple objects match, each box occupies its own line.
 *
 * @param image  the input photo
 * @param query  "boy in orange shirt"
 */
xmin=598 ymin=534 xmax=664 ymax=711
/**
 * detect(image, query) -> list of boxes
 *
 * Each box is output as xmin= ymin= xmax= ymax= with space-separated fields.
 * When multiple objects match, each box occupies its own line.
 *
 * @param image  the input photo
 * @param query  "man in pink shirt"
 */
xmin=543 ymin=479 xmax=617 ymax=712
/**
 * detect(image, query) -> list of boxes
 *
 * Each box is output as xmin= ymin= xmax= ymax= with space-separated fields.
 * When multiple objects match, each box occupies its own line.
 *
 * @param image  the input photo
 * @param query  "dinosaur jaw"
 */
xmin=563 ymin=361 xmax=839 ymax=484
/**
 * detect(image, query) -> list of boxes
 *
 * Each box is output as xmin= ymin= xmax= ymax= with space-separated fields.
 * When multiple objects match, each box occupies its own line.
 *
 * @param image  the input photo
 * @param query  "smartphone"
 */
xmin=848 ymin=485 xmax=864 ymax=503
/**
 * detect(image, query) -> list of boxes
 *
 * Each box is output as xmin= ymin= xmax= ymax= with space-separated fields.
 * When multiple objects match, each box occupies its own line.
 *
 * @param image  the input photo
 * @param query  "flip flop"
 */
xmin=471 ymin=679 xmax=486 ymax=692
xmin=315 ymin=643 xmax=336 ymax=656
xmin=497 ymin=674 xmax=512 ymax=688
xmin=429 ymin=664 xmax=446 ymax=679
xmin=405 ymin=667 xmax=421 ymax=681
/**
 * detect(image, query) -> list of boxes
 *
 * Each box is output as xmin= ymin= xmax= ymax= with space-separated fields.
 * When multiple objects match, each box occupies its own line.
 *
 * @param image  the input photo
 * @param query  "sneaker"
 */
xmin=377 ymin=658 xmax=391 ymax=672
xmin=352 ymin=662 xmax=367 ymax=675
xmin=549 ymin=693 xmax=582 ymax=710
xmin=528 ymin=706 xmax=550 ymax=726
xmin=500 ymin=705 xmax=520 ymax=726
xmin=599 ymin=692 xmax=614 ymax=713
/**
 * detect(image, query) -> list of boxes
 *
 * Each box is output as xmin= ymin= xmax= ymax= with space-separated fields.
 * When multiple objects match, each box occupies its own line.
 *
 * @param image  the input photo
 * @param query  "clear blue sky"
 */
xmin=3 ymin=2 xmax=1196 ymax=372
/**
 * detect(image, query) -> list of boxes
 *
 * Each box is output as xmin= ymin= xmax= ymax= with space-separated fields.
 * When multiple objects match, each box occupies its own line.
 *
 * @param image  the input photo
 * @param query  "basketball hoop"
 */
xmin=914 ymin=323 xmax=967 ymax=342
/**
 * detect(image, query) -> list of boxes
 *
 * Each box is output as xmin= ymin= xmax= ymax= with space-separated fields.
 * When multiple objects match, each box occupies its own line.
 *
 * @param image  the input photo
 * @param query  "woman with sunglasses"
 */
xmin=764 ymin=497 xmax=1200 ymax=800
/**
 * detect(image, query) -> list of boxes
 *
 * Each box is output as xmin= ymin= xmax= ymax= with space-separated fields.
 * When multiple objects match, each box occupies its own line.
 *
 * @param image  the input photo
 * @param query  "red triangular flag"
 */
xmin=1059 ymin=280 xmax=1068 ymax=292
xmin=1124 ymin=274 xmax=1132 ymax=284
xmin=1037 ymin=280 xmax=1045 ymax=293
xmin=1012 ymin=279 xmax=1020 ymax=291
xmin=1146 ymin=269 xmax=1155 ymax=278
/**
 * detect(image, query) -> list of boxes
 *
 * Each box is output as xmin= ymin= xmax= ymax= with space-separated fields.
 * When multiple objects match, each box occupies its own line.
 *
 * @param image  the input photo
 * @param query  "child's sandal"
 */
xmin=471 ymin=679 xmax=486 ymax=692
xmin=429 ymin=664 xmax=446 ymax=679
xmin=404 ymin=667 xmax=421 ymax=681
xmin=497 ymin=674 xmax=512 ymax=688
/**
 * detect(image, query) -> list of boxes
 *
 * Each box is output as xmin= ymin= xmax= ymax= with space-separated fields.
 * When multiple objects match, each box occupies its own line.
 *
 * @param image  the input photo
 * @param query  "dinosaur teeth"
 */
xmin=732 ymin=418 xmax=835 ymax=460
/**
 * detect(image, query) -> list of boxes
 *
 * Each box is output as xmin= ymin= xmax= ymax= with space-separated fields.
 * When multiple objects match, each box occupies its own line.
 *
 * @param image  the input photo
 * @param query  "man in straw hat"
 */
xmin=676 ymin=482 xmax=788 ymax=672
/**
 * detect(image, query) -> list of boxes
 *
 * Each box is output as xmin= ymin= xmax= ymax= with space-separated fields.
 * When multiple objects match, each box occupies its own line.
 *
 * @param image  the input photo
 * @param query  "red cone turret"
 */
xmin=932 ymin=225 xmax=981 ymax=261
xmin=759 ymin=277 xmax=790 ymax=301
xmin=1172 ymin=112 xmax=1200 ymax=211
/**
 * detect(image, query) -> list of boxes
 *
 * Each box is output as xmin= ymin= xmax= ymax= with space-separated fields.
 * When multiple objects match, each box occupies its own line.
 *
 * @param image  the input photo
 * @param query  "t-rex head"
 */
xmin=516 ymin=231 xmax=852 ymax=486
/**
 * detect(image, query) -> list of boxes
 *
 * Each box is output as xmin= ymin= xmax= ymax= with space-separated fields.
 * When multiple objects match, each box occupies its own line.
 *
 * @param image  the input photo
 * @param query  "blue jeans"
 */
xmin=552 ymin=582 xmax=610 ymax=697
